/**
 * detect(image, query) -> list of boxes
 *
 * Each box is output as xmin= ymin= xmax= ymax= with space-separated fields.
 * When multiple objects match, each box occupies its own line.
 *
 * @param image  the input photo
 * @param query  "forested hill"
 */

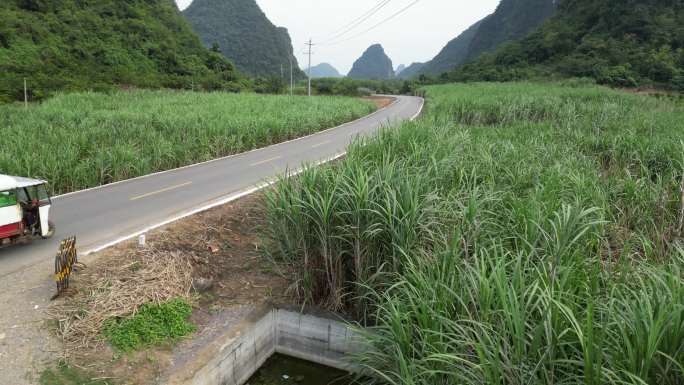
xmin=0 ymin=0 xmax=238 ymax=103
xmin=397 ymin=62 xmax=426 ymax=79
xmin=183 ymin=0 xmax=305 ymax=78
xmin=410 ymin=0 xmax=556 ymax=78
xmin=419 ymin=20 xmax=484 ymax=76
xmin=450 ymin=0 xmax=684 ymax=90
xmin=466 ymin=0 xmax=557 ymax=63
xmin=348 ymin=44 xmax=395 ymax=80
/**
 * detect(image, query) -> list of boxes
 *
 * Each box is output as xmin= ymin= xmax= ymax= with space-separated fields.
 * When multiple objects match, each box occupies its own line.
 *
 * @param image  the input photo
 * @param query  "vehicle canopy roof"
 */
xmin=0 ymin=174 xmax=47 ymax=192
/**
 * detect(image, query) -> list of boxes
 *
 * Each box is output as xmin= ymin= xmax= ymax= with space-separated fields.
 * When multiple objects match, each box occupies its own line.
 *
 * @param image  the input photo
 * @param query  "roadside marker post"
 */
xmin=52 ymin=236 xmax=82 ymax=299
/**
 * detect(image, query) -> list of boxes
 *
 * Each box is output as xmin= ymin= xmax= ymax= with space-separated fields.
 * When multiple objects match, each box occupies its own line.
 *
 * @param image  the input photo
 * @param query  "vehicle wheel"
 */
xmin=42 ymin=220 xmax=56 ymax=239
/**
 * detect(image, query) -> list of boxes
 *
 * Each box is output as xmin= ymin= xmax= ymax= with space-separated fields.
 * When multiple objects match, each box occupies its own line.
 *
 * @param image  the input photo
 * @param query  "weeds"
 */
xmin=103 ymin=299 xmax=194 ymax=352
xmin=262 ymin=83 xmax=684 ymax=384
xmin=39 ymin=360 xmax=114 ymax=385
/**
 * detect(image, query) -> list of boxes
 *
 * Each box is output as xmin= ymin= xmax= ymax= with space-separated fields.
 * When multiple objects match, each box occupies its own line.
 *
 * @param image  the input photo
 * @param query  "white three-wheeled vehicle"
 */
xmin=0 ymin=174 xmax=55 ymax=246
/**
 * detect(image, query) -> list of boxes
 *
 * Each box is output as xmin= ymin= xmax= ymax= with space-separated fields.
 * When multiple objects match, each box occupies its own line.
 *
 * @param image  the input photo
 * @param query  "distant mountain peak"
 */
xmin=183 ymin=0 xmax=304 ymax=78
xmin=348 ymin=44 xmax=395 ymax=80
xmin=309 ymin=63 xmax=343 ymax=78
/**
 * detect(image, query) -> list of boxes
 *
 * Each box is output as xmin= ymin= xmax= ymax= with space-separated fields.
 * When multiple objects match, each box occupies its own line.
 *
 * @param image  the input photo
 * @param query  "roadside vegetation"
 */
xmin=46 ymin=193 xmax=292 ymax=384
xmin=308 ymin=78 xmax=416 ymax=97
xmin=40 ymin=361 xmax=113 ymax=385
xmin=0 ymin=90 xmax=374 ymax=194
xmin=103 ymin=299 xmax=195 ymax=352
xmin=262 ymin=82 xmax=684 ymax=384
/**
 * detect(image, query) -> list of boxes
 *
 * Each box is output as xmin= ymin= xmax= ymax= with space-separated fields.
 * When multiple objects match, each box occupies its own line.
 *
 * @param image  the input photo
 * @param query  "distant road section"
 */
xmin=0 ymin=95 xmax=423 ymax=276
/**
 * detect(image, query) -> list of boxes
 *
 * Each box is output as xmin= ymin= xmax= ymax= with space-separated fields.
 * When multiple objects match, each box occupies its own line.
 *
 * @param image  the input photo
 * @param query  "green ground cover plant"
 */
xmin=0 ymin=90 xmax=374 ymax=194
xmin=40 ymin=360 xmax=113 ymax=385
xmin=103 ymin=299 xmax=194 ymax=352
xmin=262 ymin=82 xmax=684 ymax=384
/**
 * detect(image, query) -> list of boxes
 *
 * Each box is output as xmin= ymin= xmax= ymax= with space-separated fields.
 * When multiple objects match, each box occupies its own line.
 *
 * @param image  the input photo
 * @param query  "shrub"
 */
xmin=596 ymin=65 xmax=638 ymax=87
xmin=673 ymin=74 xmax=684 ymax=92
xmin=103 ymin=299 xmax=195 ymax=352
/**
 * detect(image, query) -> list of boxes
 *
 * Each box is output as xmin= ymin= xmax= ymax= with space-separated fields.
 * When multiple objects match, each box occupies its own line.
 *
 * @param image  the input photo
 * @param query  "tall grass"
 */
xmin=261 ymin=83 xmax=684 ymax=384
xmin=0 ymin=90 xmax=374 ymax=194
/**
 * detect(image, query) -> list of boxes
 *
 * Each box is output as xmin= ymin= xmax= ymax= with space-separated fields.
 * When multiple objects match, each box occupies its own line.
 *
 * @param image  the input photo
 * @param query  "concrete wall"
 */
xmin=166 ymin=306 xmax=362 ymax=385
xmin=274 ymin=308 xmax=362 ymax=372
xmin=185 ymin=308 xmax=277 ymax=385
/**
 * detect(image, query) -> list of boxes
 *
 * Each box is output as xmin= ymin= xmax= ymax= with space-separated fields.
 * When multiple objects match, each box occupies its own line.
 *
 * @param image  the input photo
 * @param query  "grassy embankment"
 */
xmin=262 ymin=83 xmax=684 ymax=384
xmin=0 ymin=90 xmax=375 ymax=194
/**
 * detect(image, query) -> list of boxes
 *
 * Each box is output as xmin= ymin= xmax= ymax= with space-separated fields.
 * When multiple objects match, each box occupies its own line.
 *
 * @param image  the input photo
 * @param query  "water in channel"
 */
xmin=245 ymin=354 xmax=356 ymax=385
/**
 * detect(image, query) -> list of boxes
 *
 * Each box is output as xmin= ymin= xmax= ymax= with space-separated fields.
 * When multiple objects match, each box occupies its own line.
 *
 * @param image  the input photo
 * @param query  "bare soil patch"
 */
xmin=362 ymin=96 xmax=395 ymax=109
xmin=46 ymin=193 xmax=294 ymax=385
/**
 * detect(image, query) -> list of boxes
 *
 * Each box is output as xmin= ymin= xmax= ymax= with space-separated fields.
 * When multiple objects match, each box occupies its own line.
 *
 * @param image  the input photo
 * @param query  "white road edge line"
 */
xmin=411 ymin=98 xmax=425 ymax=121
xmin=81 ymin=153 xmax=346 ymax=256
xmin=80 ymin=97 xmax=425 ymax=256
xmin=54 ymin=96 xmax=403 ymax=200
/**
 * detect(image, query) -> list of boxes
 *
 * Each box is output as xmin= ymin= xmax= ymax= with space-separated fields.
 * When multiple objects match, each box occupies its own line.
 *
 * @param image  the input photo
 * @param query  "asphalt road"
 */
xmin=0 ymin=95 xmax=423 ymax=277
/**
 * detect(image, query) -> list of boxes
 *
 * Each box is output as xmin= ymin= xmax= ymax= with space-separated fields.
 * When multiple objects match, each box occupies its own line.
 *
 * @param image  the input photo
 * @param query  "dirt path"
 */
xmin=0 ymin=258 xmax=62 ymax=384
xmin=363 ymin=96 xmax=395 ymax=109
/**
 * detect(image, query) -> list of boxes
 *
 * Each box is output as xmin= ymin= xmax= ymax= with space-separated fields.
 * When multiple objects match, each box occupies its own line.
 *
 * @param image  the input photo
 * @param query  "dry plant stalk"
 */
xmin=47 ymin=247 xmax=194 ymax=355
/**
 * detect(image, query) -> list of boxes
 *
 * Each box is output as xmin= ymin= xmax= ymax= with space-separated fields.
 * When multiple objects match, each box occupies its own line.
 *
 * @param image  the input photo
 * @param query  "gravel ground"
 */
xmin=0 ymin=257 xmax=62 ymax=385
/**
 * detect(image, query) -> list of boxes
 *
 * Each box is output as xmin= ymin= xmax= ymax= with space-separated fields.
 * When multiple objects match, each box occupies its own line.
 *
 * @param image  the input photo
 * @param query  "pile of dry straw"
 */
xmin=48 ymin=246 xmax=194 ymax=354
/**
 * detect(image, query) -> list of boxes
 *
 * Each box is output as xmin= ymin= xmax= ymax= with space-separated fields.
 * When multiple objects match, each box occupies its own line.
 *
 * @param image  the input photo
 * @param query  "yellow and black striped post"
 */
xmin=53 ymin=236 xmax=78 ymax=298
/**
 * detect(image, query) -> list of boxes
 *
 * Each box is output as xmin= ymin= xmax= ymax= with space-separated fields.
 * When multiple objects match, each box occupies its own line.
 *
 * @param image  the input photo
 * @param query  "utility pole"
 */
xmin=305 ymin=39 xmax=314 ymax=97
xmin=23 ymin=78 xmax=28 ymax=108
xmin=289 ymin=55 xmax=294 ymax=96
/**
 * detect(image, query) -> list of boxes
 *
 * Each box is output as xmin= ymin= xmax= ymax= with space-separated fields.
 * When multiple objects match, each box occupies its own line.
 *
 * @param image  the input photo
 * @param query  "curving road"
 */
xmin=0 ymin=95 xmax=423 ymax=277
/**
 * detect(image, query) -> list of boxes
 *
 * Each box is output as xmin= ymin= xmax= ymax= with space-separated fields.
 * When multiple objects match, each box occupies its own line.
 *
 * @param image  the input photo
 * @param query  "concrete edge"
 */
xmin=165 ymin=305 xmax=363 ymax=385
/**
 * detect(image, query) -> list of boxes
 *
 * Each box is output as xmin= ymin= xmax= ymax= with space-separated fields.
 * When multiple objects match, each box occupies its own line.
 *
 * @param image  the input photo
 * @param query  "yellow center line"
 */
xmin=130 ymin=181 xmax=193 ymax=201
xmin=250 ymin=156 xmax=282 ymax=167
xmin=311 ymin=140 xmax=332 ymax=148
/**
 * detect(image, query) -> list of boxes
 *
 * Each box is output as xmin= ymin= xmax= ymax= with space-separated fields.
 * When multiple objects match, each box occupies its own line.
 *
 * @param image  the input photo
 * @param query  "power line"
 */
xmin=324 ymin=0 xmax=421 ymax=46
xmin=326 ymin=0 xmax=389 ymax=37
xmin=321 ymin=0 xmax=392 ymax=43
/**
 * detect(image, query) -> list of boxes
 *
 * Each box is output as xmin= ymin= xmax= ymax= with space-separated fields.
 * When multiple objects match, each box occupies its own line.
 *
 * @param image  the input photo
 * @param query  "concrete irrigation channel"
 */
xmin=166 ymin=306 xmax=363 ymax=385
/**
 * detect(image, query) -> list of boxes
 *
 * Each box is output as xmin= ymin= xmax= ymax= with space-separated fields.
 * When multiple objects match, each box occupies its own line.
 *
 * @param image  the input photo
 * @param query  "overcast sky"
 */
xmin=175 ymin=0 xmax=500 ymax=74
